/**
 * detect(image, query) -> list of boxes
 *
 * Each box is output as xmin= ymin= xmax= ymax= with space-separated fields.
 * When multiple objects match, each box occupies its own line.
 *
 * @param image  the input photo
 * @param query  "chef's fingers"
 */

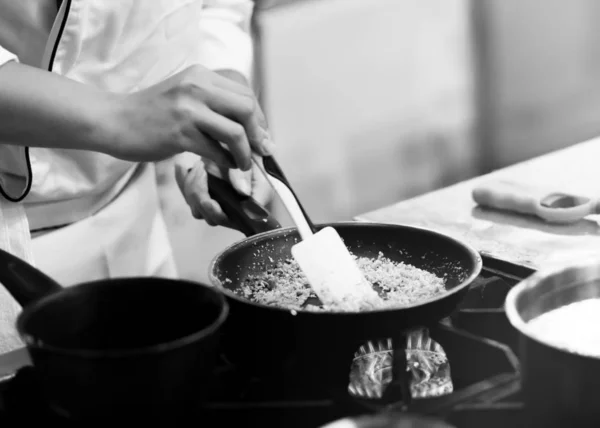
xmin=178 ymin=157 xmax=264 ymax=230
xmin=204 ymin=86 xmax=275 ymax=159
xmin=192 ymin=107 xmax=254 ymax=171
xmin=211 ymin=75 xmax=270 ymax=130
xmin=202 ymin=157 xmax=223 ymax=178
xmin=178 ymin=121 xmax=236 ymax=169
xmin=174 ymin=159 xmax=205 ymax=220
xmin=248 ymin=157 xmax=274 ymax=207
xmin=204 ymin=159 xmax=251 ymax=197
xmin=220 ymin=157 xmax=271 ymax=205
xmin=180 ymin=161 xmax=230 ymax=226
xmin=174 ymin=154 xmax=197 ymax=195
xmin=227 ymin=167 xmax=252 ymax=197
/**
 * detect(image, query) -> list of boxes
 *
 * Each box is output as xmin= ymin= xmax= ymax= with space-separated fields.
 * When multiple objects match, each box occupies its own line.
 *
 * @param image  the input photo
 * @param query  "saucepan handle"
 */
xmin=0 ymin=248 xmax=63 ymax=307
xmin=207 ymin=172 xmax=282 ymax=237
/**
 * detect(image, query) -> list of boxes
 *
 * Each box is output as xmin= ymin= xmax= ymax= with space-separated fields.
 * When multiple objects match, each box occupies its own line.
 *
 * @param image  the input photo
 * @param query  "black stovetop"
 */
xmin=0 ymin=256 xmax=533 ymax=428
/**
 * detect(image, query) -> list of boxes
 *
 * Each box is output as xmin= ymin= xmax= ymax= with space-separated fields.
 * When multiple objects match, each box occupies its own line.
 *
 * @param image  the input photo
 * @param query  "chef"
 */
xmin=0 ymin=0 xmax=273 ymax=352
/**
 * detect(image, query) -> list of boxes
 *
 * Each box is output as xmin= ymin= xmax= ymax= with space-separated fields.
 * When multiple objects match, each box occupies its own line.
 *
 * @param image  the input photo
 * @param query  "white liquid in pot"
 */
xmin=527 ymin=298 xmax=600 ymax=358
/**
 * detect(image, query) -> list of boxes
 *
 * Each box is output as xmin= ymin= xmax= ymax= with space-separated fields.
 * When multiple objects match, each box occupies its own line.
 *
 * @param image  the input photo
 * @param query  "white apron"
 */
xmin=0 ymin=165 xmax=177 ymax=365
xmin=31 ymin=162 xmax=178 ymax=287
xmin=0 ymin=164 xmax=178 ymax=356
xmin=0 ymin=203 xmax=32 ymax=354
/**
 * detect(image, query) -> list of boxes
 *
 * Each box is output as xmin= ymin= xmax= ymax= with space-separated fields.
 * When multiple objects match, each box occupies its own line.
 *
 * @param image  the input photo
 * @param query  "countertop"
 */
xmin=356 ymin=137 xmax=600 ymax=271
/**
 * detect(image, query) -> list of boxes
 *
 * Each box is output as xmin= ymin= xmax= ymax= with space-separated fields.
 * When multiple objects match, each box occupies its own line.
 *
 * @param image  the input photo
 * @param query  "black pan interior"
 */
xmin=19 ymin=278 xmax=224 ymax=351
xmin=214 ymin=223 xmax=477 ymax=307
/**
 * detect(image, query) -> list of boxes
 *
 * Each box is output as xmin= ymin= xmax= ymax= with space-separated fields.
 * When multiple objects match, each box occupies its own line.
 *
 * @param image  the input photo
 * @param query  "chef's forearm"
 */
xmin=0 ymin=61 xmax=117 ymax=153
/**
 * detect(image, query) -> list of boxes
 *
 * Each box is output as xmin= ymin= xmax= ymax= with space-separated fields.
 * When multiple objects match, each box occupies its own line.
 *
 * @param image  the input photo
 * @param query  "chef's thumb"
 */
xmin=174 ymin=154 xmax=200 ymax=193
xmin=228 ymin=168 xmax=252 ymax=197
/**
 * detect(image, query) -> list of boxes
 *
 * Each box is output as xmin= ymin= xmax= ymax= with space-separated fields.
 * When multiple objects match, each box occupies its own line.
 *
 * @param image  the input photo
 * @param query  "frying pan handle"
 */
xmin=0 ymin=248 xmax=62 ymax=307
xmin=207 ymin=172 xmax=282 ymax=237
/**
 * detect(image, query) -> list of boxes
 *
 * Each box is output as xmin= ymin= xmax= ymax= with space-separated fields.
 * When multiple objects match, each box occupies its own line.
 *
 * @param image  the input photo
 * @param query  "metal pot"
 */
xmin=505 ymin=257 xmax=600 ymax=428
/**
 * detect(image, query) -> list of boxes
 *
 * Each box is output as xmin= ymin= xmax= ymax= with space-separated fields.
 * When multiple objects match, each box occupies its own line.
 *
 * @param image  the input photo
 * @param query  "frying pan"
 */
xmin=207 ymin=157 xmax=483 ymax=397
xmin=0 ymin=248 xmax=228 ymax=423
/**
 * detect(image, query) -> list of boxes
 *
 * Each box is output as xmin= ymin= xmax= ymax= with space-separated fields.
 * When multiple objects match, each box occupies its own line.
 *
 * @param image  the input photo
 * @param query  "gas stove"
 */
xmin=0 ymin=256 xmax=532 ymax=427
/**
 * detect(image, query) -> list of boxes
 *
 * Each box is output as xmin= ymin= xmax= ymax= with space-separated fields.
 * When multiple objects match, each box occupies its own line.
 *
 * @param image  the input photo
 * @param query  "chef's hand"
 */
xmin=173 ymin=69 xmax=274 ymax=228
xmin=109 ymin=65 xmax=274 ymax=169
xmin=174 ymin=154 xmax=273 ymax=227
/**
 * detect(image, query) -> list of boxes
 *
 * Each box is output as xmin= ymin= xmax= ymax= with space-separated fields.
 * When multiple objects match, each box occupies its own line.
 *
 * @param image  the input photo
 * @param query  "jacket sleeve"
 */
xmin=0 ymin=45 xmax=31 ymax=202
xmin=198 ymin=0 xmax=254 ymax=81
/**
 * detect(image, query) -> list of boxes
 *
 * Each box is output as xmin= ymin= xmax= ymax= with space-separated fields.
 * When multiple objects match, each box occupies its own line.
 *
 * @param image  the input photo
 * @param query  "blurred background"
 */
xmin=158 ymin=0 xmax=600 ymax=283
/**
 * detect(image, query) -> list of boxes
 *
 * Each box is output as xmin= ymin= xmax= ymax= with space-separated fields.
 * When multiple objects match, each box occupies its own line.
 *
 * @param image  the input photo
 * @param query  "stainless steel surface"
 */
xmin=357 ymin=139 xmax=600 ymax=271
xmin=505 ymin=256 xmax=600 ymax=427
xmin=506 ymin=256 xmax=600 ymax=338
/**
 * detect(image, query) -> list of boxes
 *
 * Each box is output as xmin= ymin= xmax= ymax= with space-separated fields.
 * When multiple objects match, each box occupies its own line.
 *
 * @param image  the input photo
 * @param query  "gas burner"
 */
xmin=0 ymin=258 xmax=532 ymax=428
xmin=348 ymin=332 xmax=452 ymax=401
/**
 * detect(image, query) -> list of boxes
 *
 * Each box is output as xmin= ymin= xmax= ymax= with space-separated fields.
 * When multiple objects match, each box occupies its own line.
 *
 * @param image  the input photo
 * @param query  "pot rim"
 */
xmin=16 ymin=278 xmax=229 ymax=359
xmin=506 ymin=254 xmax=600 ymax=344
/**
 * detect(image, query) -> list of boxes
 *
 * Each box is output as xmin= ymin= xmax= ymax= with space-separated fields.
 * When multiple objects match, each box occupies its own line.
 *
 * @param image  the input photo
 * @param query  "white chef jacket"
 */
xmin=0 ymin=0 xmax=253 ymax=230
xmin=0 ymin=0 xmax=254 ymax=354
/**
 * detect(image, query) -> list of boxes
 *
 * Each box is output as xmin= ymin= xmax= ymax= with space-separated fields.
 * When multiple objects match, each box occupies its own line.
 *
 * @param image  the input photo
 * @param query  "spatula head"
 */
xmin=291 ymin=227 xmax=383 ymax=311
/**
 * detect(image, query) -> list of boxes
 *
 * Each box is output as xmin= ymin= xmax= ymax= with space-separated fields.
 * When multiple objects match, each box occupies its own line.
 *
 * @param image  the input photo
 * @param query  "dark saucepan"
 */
xmin=0 ymin=248 xmax=228 ymax=422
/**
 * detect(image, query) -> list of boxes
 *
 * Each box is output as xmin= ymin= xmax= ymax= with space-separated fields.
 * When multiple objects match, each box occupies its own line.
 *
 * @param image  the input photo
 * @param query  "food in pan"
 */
xmin=236 ymin=252 xmax=446 ymax=312
xmin=527 ymin=298 xmax=600 ymax=358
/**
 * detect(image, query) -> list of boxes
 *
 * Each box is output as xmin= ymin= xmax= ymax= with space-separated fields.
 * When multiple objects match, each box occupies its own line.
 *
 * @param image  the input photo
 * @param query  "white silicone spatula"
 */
xmin=253 ymin=157 xmax=383 ymax=310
